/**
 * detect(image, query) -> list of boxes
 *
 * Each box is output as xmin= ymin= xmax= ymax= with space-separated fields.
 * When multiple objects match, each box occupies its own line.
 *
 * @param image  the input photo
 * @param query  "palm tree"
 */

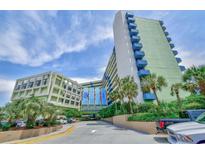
xmin=109 ymin=90 xmax=120 ymax=114
xmin=182 ymin=82 xmax=198 ymax=95
xmin=141 ymin=73 xmax=168 ymax=106
xmin=121 ymin=76 xmax=138 ymax=114
xmin=19 ymin=95 xmax=45 ymax=128
xmin=183 ymin=66 xmax=205 ymax=95
xmin=170 ymin=83 xmax=183 ymax=110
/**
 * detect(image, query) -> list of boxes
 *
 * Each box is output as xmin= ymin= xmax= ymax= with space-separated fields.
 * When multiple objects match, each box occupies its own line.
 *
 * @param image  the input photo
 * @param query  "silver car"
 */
xmin=167 ymin=112 xmax=205 ymax=144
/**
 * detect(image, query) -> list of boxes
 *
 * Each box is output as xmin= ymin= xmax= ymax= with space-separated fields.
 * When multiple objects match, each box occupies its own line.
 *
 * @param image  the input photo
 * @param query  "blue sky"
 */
xmin=0 ymin=10 xmax=205 ymax=106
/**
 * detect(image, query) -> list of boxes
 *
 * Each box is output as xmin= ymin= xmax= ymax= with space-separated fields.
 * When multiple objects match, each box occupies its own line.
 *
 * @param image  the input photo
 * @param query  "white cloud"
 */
xmin=0 ymin=11 xmax=113 ymax=67
xmin=177 ymin=48 xmax=205 ymax=67
xmin=0 ymin=78 xmax=15 ymax=93
xmin=70 ymin=77 xmax=101 ymax=84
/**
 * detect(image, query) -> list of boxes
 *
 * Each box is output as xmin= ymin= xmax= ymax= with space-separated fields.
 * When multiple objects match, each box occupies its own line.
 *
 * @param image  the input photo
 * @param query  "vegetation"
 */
xmin=141 ymin=73 xmax=168 ymax=105
xmin=170 ymin=83 xmax=183 ymax=110
xmin=0 ymin=96 xmax=63 ymax=130
xmin=64 ymin=108 xmax=81 ymax=118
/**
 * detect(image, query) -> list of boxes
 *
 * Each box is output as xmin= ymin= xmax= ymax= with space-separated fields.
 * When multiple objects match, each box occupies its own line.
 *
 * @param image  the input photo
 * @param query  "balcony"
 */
xmin=127 ymin=17 xmax=135 ymax=23
xmin=138 ymin=69 xmax=150 ymax=77
xmin=172 ymin=50 xmax=178 ymax=56
xmin=131 ymin=35 xmax=140 ymax=43
xmin=167 ymin=37 xmax=172 ymax=42
xmin=136 ymin=60 xmax=147 ymax=69
xmin=143 ymin=92 xmax=156 ymax=100
xmin=176 ymin=57 xmax=182 ymax=63
xmin=128 ymin=23 xmax=137 ymax=29
xmin=170 ymin=43 xmax=175 ymax=49
xmin=162 ymin=26 xmax=166 ymax=31
xmin=129 ymin=29 xmax=138 ymax=36
xmin=132 ymin=43 xmax=142 ymax=50
xmin=135 ymin=51 xmax=145 ymax=59
xmin=164 ymin=31 xmax=169 ymax=36
xmin=159 ymin=20 xmax=164 ymax=25
xmin=126 ymin=12 xmax=134 ymax=18
xmin=179 ymin=65 xmax=186 ymax=72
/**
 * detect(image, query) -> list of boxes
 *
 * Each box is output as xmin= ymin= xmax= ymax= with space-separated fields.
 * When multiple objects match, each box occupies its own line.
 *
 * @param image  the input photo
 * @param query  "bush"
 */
xmin=183 ymin=95 xmax=205 ymax=104
xmin=133 ymin=103 xmax=158 ymax=113
xmin=183 ymin=102 xmax=205 ymax=110
xmin=128 ymin=112 xmax=179 ymax=122
xmin=1 ymin=122 xmax=11 ymax=131
xmin=64 ymin=108 xmax=81 ymax=118
xmin=26 ymin=121 xmax=35 ymax=129
xmin=98 ymin=104 xmax=116 ymax=118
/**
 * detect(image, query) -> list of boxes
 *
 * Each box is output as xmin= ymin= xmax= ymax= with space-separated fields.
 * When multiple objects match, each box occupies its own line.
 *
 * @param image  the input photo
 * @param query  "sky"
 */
xmin=0 ymin=10 xmax=205 ymax=106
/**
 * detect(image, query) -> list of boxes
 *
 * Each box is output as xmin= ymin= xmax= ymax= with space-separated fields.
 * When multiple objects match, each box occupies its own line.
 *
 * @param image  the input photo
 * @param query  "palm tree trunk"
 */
xmin=128 ymin=98 xmax=133 ymax=114
xmin=176 ymin=93 xmax=182 ymax=110
xmin=153 ymin=90 xmax=160 ymax=106
xmin=199 ymin=80 xmax=205 ymax=95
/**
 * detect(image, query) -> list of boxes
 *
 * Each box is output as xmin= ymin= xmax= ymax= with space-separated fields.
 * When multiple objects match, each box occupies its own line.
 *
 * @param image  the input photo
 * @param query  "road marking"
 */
xmin=91 ymin=130 xmax=96 ymax=133
xmin=12 ymin=126 xmax=74 ymax=144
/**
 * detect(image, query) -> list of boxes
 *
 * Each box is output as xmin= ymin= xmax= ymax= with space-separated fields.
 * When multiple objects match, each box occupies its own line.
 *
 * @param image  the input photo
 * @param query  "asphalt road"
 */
xmin=40 ymin=121 xmax=168 ymax=144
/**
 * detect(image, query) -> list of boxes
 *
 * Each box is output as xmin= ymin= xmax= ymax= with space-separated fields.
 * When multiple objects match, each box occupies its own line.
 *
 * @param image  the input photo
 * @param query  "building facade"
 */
xmin=110 ymin=11 xmax=187 ymax=103
xmin=11 ymin=72 xmax=82 ymax=110
xmin=81 ymin=80 xmax=107 ymax=112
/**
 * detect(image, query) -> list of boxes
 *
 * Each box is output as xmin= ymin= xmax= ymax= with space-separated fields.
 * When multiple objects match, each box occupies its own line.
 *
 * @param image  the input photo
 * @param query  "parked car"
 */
xmin=67 ymin=118 xmax=76 ymax=123
xmin=156 ymin=109 xmax=205 ymax=133
xmin=57 ymin=119 xmax=67 ymax=124
xmin=167 ymin=112 xmax=205 ymax=144
xmin=16 ymin=120 xmax=26 ymax=128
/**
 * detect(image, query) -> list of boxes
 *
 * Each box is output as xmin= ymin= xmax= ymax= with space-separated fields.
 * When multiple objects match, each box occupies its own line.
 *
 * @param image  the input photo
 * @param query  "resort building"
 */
xmin=11 ymin=72 xmax=82 ymax=110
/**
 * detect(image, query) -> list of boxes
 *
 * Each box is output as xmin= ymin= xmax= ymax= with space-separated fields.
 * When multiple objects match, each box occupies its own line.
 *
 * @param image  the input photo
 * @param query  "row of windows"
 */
xmin=15 ymin=79 xmax=48 ymax=90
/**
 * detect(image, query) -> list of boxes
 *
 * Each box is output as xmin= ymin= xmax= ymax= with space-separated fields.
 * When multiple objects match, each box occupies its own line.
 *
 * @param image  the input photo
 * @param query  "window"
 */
xmin=71 ymin=101 xmax=74 ymax=105
xmin=63 ymin=84 xmax=67 ymax=89
xmin=71 ymin=96 xmax=75 ymax=100
xmin=59 ymin=98 xmax=64 ymax=103
xmin=65 ymin=99 xmax=70 ymax=104
xmin=66 ymin=94 xmax=70 ymax=98
xmin=42 ymin=79 xmax=48 ymax=85
xmin=35 ymin=80 xmax=41 ymax=86
xmin=77 ymin=91 xmax=80 ymax=95
xmin=21 ymin=83 xmax=27 ymax=89
xmin=15 ymin=85 xmax=21 ymax=90
xmin=67 ymin=86 xmax=72 ymax=91
xmin=73 ymin=89 xmax=76 ymax=93
xmin=28 ymin=82 xmax=34 ymax=88
xmin=55 ymin=79 xmax=61 ymax=86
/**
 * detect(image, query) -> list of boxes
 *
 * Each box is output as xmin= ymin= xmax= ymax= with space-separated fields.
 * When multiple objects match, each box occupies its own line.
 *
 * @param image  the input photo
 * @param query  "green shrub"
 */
xmin=26 ymin=121 xmax=35 ymax=129
xmin=133 ymin=103 xmax=158 ymax=113
xmin=128 ymin=112 xmax=179 ymax=122
xmin=1 ymin=122 xmax=11 ymax=131
xmin=64 ymin=108 xmax=81 ymax=118
xmin=183 ymin=95 xmax=205 ymax=104
xmin=183 ymin=102 xmax=205 ymax=110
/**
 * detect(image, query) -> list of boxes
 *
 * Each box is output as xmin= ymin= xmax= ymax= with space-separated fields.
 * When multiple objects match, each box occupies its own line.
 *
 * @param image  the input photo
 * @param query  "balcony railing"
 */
xmin=172 ymin=50 xmax=178 ymax=56
xmin=167 ymin=37 xmax=172 ymax=42
xmin=126 ymin=12 xmax=134 ymax=18
xmin=159 ymin=20 xmax=164 ymax=25
xmin=179 ymin=65 xmax=186 ymax=72
xmin=170 ymin=43 xmax=175 ymax=49
xmin=129 ymin=29 xmax=138 ymax=36
xmin=143 ymin=92 xmax=156 ymax=100
xmin=128 ymin=23 xmax=137 ymax=29
xmin=176 ymin=57 xmax=182 ymax=63
xmin=136 ymin=60 xmax=148 ymax=69
xmin=132 ymin=43 xmax=142 ymax=50
xmin=138 ymin=69 xmax=150 ymax=77
xmin=162 ymin=26 xmax=166 ymax=31
xmin=131 ymin=35 xmax=140 ymax=43
xmin=127 ymin=17 xmax=135 ymax=23
xmin=164 ymin=31 xmax=169 ymax=36
xmin=134 ymin=51 xmax=145 ymax=59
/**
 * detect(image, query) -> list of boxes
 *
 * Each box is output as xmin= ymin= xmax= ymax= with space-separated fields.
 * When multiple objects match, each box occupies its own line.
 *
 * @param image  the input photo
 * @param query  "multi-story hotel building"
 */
xmin=11 ymin=72 xmax=82 ymax=110
xmin=11 ymin=11 xmax=187 ymax=111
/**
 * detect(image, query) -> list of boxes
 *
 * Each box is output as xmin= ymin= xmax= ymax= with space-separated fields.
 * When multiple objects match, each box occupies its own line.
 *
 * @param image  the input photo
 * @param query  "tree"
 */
xmin=19 ymin=96 xmax=45 ymax=128
xmin=141 ymin=73 xmax=168 ymax=106
xmin=183 ymin=66 xmax=205 ymax=95
xmin=182 ymin=82 xmax=198 ymax=95
xmin=121 ymin=76 xmax=138 ymax=114
xmin=170 ymin=83 xmax=183 ymax=110
xmin=109 ymin=90 xmax=120 ymax=114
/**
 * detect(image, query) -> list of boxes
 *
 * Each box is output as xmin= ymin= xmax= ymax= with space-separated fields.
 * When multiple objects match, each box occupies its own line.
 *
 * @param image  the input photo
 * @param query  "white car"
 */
xmin=167 ymin=112 xmax=205 ymax=144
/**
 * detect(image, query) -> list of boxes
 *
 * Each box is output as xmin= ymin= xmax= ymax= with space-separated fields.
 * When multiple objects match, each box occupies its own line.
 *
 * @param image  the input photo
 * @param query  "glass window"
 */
xmin=82 ymin=88 xmax=89 ymax=105
xmin=101 ymin=88 xmax=107 ymax=105
xmin=35 ymin=80 xmax=41 ymax=86
xmin=21 ymin=83 xmax=27 ymax=89
xmin=67 ymin=86 xmax=72 ymax=91
xmin=73 ymin=89 xmax=76 ymax=93
xmin=42 ymin=79 xmax=48 ymax=85
xmin=28 ymin=82 xmax=34 ymax=88
xmin=95 ymin=87 xmax=100 ymax=105
xmin=55 ymin=79 xmax=61 ymax=86
xmin=89 ymin=88 xmax=94 ymax=105
xmin=65 ymin=99 xmax=70 ymax=104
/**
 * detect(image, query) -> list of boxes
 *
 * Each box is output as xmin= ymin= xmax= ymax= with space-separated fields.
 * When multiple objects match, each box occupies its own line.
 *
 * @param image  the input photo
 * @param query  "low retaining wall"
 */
xmin=0 ymin=125 xmax=62 ymax=143
xmin=104 ymin=115 xmax=157 ymax=134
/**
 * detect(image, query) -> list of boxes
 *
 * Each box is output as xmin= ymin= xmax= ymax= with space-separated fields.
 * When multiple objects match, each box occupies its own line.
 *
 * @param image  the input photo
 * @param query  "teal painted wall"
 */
xmin=135 ymin=17 xmax=188 ymax=102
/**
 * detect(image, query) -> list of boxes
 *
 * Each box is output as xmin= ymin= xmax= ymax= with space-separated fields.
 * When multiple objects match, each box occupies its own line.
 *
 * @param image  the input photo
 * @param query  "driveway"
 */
xmin=39 ymin=121 xmax=168 ymax=144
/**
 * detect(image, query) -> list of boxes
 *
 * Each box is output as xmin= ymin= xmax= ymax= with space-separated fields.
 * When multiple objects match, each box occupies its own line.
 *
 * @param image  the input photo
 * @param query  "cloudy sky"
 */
xmin=0 ymin=10 xmax=205 ymax=106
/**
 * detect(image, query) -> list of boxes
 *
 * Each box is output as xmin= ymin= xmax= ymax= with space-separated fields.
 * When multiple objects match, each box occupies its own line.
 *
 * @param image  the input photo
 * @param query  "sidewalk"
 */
xmin=3 ymin=124 xmax=74 ymax=144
